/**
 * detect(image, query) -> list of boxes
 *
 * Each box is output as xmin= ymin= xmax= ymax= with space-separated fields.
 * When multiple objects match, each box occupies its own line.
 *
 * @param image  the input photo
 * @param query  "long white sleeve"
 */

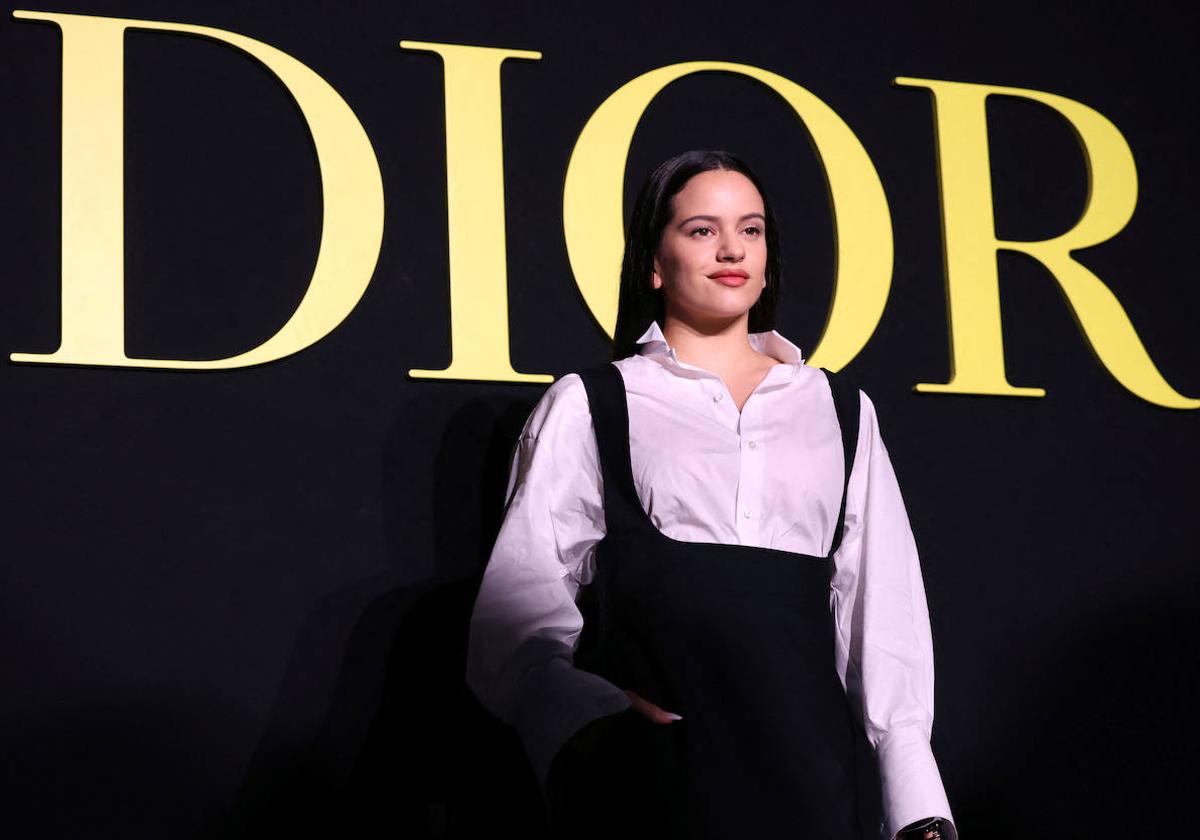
xmin=465 ymin=373 xmax=632 ymax=791
xmin=830 ymin=390 xmax=958 ymax=840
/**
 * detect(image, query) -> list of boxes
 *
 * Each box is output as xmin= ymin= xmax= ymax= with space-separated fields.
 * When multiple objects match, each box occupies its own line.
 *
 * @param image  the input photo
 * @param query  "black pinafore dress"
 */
xmin=556 ymin=361 xmax=864 ymax=839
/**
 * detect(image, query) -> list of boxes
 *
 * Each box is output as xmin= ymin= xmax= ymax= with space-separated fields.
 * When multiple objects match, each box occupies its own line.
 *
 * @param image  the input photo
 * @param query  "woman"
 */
xmin=465 ymin=150 xmax=957 ymax=840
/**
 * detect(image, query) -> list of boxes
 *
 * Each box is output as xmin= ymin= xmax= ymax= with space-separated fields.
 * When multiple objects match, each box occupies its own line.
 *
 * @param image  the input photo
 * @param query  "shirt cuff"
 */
xmin=876 ymin=724 xmax=957 ymax=840
xmin=511 ymin=654 xmax=633 ymax=791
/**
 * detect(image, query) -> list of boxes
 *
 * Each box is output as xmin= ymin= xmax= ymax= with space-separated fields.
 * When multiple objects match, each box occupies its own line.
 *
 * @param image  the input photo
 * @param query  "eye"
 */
xmin=689 ymin=226 xmax=713 ymax=237
xmin=743 ymin=225 xmax=762 ymax=236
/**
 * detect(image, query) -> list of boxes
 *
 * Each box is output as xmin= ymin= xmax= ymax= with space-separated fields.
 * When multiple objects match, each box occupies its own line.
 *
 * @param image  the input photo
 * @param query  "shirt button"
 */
xmin=748 ymin=440 xmax=758 ymax=450
xmin=713 ymin=393 xmax=724 ymax=402
xmin=743 ymin=509 xmax=752 ymax=519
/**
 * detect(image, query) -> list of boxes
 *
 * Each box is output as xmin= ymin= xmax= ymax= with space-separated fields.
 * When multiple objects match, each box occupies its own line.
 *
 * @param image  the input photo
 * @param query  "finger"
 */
xmin=623 ymin=689 xmax=683 ymax=723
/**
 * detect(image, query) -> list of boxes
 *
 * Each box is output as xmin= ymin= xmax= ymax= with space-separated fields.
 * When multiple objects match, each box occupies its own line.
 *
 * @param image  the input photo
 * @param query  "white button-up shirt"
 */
xmin=466 ymin=320 xmax=957 ymax=840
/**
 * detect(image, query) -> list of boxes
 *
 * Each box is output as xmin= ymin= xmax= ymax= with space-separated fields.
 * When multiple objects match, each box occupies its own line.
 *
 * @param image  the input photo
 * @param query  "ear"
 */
xmin=651 ymin=257 xmax=663 ymax=290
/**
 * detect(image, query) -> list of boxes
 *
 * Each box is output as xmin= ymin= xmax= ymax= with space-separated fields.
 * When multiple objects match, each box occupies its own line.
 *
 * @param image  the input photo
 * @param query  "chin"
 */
xmin=681 ymin=306 xmax=756 ymax=327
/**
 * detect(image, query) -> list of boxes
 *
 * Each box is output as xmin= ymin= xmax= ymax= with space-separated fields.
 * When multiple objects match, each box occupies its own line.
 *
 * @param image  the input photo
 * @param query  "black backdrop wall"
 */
xmin=1 ymin=2 xmax=1196 ymax=837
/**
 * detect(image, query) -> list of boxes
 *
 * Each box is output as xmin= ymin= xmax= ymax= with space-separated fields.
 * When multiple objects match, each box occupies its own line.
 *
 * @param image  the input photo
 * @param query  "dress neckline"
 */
xmin=596 ymin=362 xmax=852 ymax=562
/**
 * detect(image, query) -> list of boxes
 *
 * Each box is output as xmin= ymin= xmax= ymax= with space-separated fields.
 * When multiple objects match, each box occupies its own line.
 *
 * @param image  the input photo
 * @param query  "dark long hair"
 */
xmin=610 ymin=150 xmax=782 ymax=361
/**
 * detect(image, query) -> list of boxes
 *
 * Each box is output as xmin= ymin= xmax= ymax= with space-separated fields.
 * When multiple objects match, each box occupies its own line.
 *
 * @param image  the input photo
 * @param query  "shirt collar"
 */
xmin=634 ymin=319 xmax=805 ymax=368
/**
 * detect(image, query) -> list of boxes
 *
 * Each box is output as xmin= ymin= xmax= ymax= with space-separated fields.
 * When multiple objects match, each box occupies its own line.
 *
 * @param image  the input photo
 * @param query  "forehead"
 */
xmin=671 ymin=169 xmax=763 ymax=215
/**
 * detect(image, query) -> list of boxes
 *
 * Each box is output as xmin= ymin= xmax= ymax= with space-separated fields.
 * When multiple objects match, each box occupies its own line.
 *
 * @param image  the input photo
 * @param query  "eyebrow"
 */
xmin=677 ymin=212 xmax=766 ymax=228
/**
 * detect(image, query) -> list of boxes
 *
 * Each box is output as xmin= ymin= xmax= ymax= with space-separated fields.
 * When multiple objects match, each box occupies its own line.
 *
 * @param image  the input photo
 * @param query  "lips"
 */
xmin=709 ymin=270 xmax=750 ymax=287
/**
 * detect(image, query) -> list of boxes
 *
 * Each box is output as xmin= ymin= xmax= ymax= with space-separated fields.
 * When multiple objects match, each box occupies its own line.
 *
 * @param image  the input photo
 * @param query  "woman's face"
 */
xmin=652 ymin=169 xmax=768 ymax=328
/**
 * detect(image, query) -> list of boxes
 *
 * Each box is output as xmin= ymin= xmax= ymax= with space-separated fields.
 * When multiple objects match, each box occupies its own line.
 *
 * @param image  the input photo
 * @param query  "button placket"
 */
xmin=704 ymin=379 xmax=739 ymax=433
xmin=735 ymin=400 xmax=764 ymax=546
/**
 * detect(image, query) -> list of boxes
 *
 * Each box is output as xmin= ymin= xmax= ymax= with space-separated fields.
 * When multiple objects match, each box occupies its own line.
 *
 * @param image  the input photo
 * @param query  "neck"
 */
xmin=660 ymin=311 xmax=763 ymax=372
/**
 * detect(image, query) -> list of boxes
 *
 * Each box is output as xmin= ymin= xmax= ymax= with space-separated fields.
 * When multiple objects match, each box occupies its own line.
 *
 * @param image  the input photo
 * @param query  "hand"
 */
xmin=624 ymin=689 xmax=683 ymax=724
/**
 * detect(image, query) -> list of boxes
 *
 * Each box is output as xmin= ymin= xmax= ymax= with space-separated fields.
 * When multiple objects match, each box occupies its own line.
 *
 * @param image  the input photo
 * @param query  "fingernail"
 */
xmin=665 ymin=713 xmax=682 ymax=720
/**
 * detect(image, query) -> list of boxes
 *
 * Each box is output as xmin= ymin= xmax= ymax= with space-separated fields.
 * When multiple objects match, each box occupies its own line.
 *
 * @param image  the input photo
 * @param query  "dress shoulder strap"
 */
xmin=576 ymin=362 xmax=643 ymax=517
xmin=819 ymin=367 xmax=861 ymax=558
xmin=577 ymin=361 xmax=862 ymax=557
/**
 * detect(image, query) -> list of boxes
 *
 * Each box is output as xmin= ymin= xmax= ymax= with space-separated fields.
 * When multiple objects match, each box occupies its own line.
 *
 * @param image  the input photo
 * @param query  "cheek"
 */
xmin=661 ymin=251 xmax=700 ymax=281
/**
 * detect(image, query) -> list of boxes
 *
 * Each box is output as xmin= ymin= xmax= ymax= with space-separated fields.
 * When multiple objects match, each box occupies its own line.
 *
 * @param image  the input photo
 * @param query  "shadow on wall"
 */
xmin=220 ymin=392 xmax=550 ymax=839
xmin=216 ymin=391 xmax=1198 ymax=839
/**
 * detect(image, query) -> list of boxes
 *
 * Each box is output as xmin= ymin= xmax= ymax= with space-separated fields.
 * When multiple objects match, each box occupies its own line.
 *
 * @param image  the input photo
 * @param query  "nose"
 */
xmin=717 ymin=229 xmax=744 ymax=262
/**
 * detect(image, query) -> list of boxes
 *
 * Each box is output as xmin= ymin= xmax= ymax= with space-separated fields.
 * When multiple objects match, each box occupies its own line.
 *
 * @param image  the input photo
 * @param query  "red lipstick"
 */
xmin=709 ymin=269 xmax=750 ymax=287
